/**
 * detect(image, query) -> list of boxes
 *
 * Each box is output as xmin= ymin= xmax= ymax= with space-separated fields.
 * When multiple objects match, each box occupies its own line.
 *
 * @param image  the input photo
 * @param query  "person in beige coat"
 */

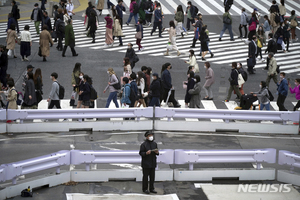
xmin=6 ymin=24 xmax=18 ymax=58
xmin=39 ymin=25 xmax=54 ymax=62
xmin=164 ymin=20 xmax=180 ymax=56
xmin=0 ymin=81 xmax=18 ymax=109
xmin=270 ymin=7 xmax=279 ymax=34
xmin=203 ymin=62 xmax=215 ymax=100
xmin=113 ymin=16 xmax=123 ymax=46
xmin=97 ymin=0 xmax=105 ymax=15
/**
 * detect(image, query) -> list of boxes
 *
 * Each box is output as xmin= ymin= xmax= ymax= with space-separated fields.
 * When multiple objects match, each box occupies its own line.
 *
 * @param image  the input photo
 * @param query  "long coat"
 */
xmin=23 ymin=79 xmax=37 ymax=106
xmin=39 ymin=30 xmax=53 ymax=57
xmin=188 ymin=82 xmax=201 ymax=108
xmin=64 ymin=24 xmax=75 ymax=47
xmin=204 ymin=68 xmax=215 ymax=87
xmin=7 ymin=87 xmax=18 ymax=109
xmin=6 ymin=29 xmax=18 ymax=50
xmin=97 ymin=0 xmax=105 ymax=10
xmin=113 ymin=19 xmax=123 ymax=36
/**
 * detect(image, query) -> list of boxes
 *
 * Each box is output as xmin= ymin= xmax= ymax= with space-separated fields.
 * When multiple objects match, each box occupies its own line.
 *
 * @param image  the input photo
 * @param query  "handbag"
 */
xmin=247 ymin=57 xmax=256 ymax=66
xmin=248 ymin=21 xmax=256 ymax=31
xmin=277 ymin=37 xmax=283 ymax=44
xmin=15 ymin=38 xmax=21 ymax=45
xmin=257 ymin=39 xmax=262 ymax=48
xmin=135 ymin=25 xmax=142 ymax=39
xmin=38 ymin=47 xmax=42 ymax=57
xmin=35 ymin=90 xmax=43 ymax=104
xmin=133 ymin=54 xmax=139 ymax=63
xmin=166 ymin=42 xmax=172 ymax=50
xmin=290 ymin=19 xmax=297 ymax=27
xmin=236 ymin=70 xmax=245 ymax=88
xmin=7 ymin=49 xmax=13 ymax=57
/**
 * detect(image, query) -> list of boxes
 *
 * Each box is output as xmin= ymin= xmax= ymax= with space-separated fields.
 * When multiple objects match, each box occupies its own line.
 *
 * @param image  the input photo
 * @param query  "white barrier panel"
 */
xmin=0 ymin=166 xmax=5 ymax=183
xmin=71 ymin=149 xmax=174 ymax=171
xmin=2 ymin=150 xmax=70 ymax=184
xmin=7 ymin=108 xmax=153 ymax=122
xmin=277 ymin=150 xmax=300 ymax=186
xmin=155 ymin=107 xmax=299 ymax=122
xmin=175 ymin=149 xmax=276 ymax=170
xmin=0 ymin=109 xmax=5 ymax=121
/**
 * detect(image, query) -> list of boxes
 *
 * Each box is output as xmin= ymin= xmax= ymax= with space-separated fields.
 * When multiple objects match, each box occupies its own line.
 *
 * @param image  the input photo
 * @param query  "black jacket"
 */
xmin=265 ymin=39 xmax=277 ymax=54
xmin=230 ymin=69 xmax=239 ymax=86
xmin=81 ymin=82 xmax=91 ymax=101
xmin=161 ymin=69 xmax=172 ymax=90
xmin=248 ymin=40 xmax=256 ymax=57
xmin=11 ymin=4 xmax=18 ymax=19
xmin=139 ymin=139 xmax=158 ymax=168
xmin=0 ymin=51 xmax=8 ymax=71
xmin=125 ymin=48 xmax=135 ymax=64
xmin=150 ymin=78 xmax=161 ymax=97
xmin=31 ymin=7 xmax=43 ymax=22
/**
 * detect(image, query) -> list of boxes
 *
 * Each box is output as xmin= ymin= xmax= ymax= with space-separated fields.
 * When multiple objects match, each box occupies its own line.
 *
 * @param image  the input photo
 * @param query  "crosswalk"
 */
xmin=99 ymin=0 xmax=300 ymax=16
xmin=1 ymin=17 xmax=299 ymax=74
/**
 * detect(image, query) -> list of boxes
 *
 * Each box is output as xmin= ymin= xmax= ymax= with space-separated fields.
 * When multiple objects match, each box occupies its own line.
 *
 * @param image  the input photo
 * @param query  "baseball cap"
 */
xmin=27 ymin=65 xmax=34 ymax=69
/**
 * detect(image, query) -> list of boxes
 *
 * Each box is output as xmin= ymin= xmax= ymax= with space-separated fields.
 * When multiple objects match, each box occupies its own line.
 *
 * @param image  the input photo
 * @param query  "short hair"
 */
xmin=141 ymin=66 xmax=148 ymax=72
xmin=205 ymin=62 xmax=210 ymax=68
xmin=44 ymin=11 xmax=48 ymax=15
xmin=272 ymin=0 xmax=276 ymax=4
xmin=83 ymin=74 xmax=89 ymax=80
xmin=187 ymin=1 xmax=192 ymax=5
xmin=51 ymin=72 xmax=58 ymax=79
xmin=68 ymin=19 xmax=72 ymax=24
xmin=269 ymin=52 xmax=274 ymax=57
xmin=268 ymin=33 xmax=273 ymax=38
xmin=280 ymin=72 xmax=286 ymax=76
xmin=34 ymin=3 xmax=38 ymax=7
xmin=195 ymin=75 xmax=201 ymax=83
xmin=122 ymin=77 xmax=129 ymax=84
xmin=130 ymin=72 xmax=137 ymax=80
xmin=169 ymin=20 xmax=175 ymax=28
xmin=7 ymin=80 xmax=14 ymax=87
xmin=242 ymin=8 xmax=245 ymax=12
xmin=291 ymin=10 xmax=295 ymax=16
xmin=10 ymin=24 xmax=15 ymax=30
xmin=232 ymin=62 xmax=237 ymax=68
xmin=24 ymin=25 xmax=30 ymax=30
xmin=42 ymin=25 xmax=48 ymax=30
xmin=118 ymin=0 xmax=123 ymax=3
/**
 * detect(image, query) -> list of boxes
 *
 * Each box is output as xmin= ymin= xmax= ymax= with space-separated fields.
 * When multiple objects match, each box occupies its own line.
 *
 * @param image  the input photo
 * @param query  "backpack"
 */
xmin=241 ymin=70 xmax=248 ymax=82
xmin=270 ymin=39 xmax=278 ymax=53
xmin=276 ymin=65 xmax=280 ymax=74
xmin=21 ymin=189 xmax=33 ymax=197
xmin=194 ymin=6 xmax=199 ymax=15
xmin=145 ymin=1 xmax=154 ymax=12
xmin=267 ymin=89 xmax=274 ymax=101
xmin=112 ymin=75 xmax=121 ymax=90
xmin=133 ymin=3 xmax=139 ymax=14
xmin=90 ymin=85 xmax=98 ymax=100
xmin=16 ymin=8 xmax=20 ymax=19
xmin=223 ymin=14 xmax=231 ymax=24
xmin=275 ymin=13 xmax=280 ymax=24
xmin=12 ymin=89 xmax=23 ymax=106
xmin=126 ymin=85 xmax=137 ymax=103
xmin=58 ymin=21 xmax=65 ymax=33
xmin=55 ymin=81 xmax=65 ymax=99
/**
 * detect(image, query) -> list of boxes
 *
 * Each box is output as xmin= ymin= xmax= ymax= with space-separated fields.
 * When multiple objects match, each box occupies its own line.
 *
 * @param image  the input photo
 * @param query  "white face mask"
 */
xmin=152 ymin=76 xmax=154 ymax=80
xmin=204 ymin=65 xmax=206 ymax=69
xmin=50 ymin=76 xmax=52 ymax=80
xmin=148 ymin=136 xmax=153 ymax=141
xmin=259 ymin=85 xmax=262 ymax=88
xmin=280 ymin=76 xmax=283 ymax=79
xmin=79 ymin=75 xmax=83 ymax=79
xmin=107 ymin=71 xmax=110 ymax=74
xmin=158 ymin=7 xmax=160 ymax=10
xmin=295 ymin=82 xmax=298 ymax=86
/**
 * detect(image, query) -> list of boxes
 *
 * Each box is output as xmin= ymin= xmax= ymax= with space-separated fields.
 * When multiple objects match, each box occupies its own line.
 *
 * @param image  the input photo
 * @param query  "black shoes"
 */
xmin=150 ymin=190 xmax=157 ymax=193
xmin=190 ymin=45 xmax=195 ymax=48
xmin=43 ymin=57 xmax=47 ymax=62
xmin=219 ymin=38 xmax=222 ymax=41
xmin=73 ymin=54 xmax=78 ymax=57
xmin=143 ymin=190 xmax=150 ymax=194
xmin=211 ymin=53 xmax=214 ymax=58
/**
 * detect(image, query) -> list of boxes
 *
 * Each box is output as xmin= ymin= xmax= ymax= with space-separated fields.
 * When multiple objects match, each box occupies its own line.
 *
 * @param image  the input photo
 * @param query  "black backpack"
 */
xmin=112 ymin=75 xmax=121 ymax=90
xmin=241 ymin=70 xmax=248 ymax=82
xmin=126 ymin=85 xmax=138 ymax=103
xmin=55 ymin=81 xmax=65 ymax=99
xmin=267 ymin=89 xmax=274 ymax=101
xmin=276 ymin=65 xmax=280 ymax=74
xmin=194 ymin=5 xmax=199 ymax=15
xmin=90 ymin=85 xmax=98 ymax=100
xmin=223 ymin=14 xmax=231 ymax=24
xmin=58 ymin=21 xmax=65 ymax=33
xmin=270 ymin=39 xmax=278 ymax=53
xmin=133 ymin=3 xmax=139 ymax=14
xmin=275 ymin=13 xmax=281 ymax=24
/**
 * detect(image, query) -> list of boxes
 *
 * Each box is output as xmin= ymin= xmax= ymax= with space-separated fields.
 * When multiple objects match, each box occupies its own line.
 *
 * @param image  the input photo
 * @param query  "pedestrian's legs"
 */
xmin=203 ymin=86 xmax=209 ymax=97
xmin=272 ymin=74 xmax=278 ymax=85
xmin=70 ymin=47 xmax=77 ymax=56
xmin=239 ymin=24 xmax=243 ymax=37
xmin=228 ymin=24 xmax=234 ymax=39
xmin=35 ymin=21 xmax=40 ymax=34
xmin=58 ymin=36 xmax=63 ymax=50
xmin=293 ymin=100 xmax=300 ymax=111
xmin=277 ymin=93 xmax=287 ymax=111
xmin=243 ymin=25 xmax=247 ymax=38
xmin=158 ymin=22 xmax=162 ymax=37
xmin=142 ymin=168 xmax=150 ymax=191
xmin=105 ymin=92 xmax=114 ymax=108
xmin=54 ymin=100 xmax=61 ymax=109
xmin=136 ymin=39 xmax=142 ymax=50
xmin=118 ymin=36 xmax=123 ymax=45
xmin=206 ymin=41 xmax=212 ymax=54
xmin=127 ymin=12 xmax=133 ymax=24
xmin=226 ymin=85 xmax=234 ymax=100
xmin=186 ymin=18 xmax=191 ymax=30
xmin=149 ymin=168 xmax=155 ymax=191
xmin=119 ymin=18 xmax=123 ymax=29
xmin=15 ymin=18 xmax=19 ymax=33
xmin=207 ymin=85 xmax=213 ymax=98
xmin=62 ymin=45 xmax=67 ymax=56
xmin=265 ymin=102 xmax=270 ymax=110
xmin=151 ymin=22 xmax=158 ymax=35
xmin=232 ymin=85 xmax=242 ymax=99
xmin=134 ymin=14 xmax=138 ymax=24
xmin=266 ymin=75 xmax=272 ymax=87
xmin=219 ymin=24 xmax=227 ymax=38
xmin=48 ymin=100 xmax=55 ymax=109
xmin=112 ymin=91 xmax=119 ymax=108
xmin=285 ymin=38 xmax=289 ymax=51
xmin=291 ymin=28 xmax=296 ymax=39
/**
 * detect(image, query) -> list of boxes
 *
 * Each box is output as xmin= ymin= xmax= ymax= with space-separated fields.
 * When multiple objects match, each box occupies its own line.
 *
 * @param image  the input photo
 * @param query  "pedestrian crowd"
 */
xmin=1 ymin=0 xmax=300 ymax=112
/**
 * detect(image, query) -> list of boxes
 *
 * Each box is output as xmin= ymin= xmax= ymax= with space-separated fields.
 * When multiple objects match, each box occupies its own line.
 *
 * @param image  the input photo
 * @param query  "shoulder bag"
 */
xmin=135 ymin=25 xmax=142 ymax=39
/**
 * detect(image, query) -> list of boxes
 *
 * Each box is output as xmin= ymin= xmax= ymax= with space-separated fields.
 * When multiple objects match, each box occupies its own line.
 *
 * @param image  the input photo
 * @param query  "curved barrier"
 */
xmin=277 ymin=150 xmax=300 ymax=186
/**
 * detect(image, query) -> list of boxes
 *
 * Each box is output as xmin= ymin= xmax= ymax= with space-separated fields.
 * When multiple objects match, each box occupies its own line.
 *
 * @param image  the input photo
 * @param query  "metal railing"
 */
xmin=174 ymin=149 xmax=276 ymax=170
xmin=278 ymin=150 xmax=300 ymax=173
xmin=155 ymin=107 xmax=299 ymax=124
xmin=71 ymin=149 xmax=174 ymax=171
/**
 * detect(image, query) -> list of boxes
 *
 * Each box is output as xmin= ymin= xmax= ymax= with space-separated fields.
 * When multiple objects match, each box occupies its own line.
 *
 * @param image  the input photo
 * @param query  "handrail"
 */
xmin=174 ymin=148 xmax=276 ymax=170
xmin=278 ymin=150 xmax=300 ymax=173
xmin=155 ymin=107 xmax=299 ymax=123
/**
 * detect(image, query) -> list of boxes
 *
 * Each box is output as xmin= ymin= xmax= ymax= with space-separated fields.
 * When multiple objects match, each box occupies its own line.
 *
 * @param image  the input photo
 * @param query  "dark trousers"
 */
xmin=284 ymin=38 xmax=289 ymax=51
xmin=192 ymin=38 xmax=199 ymax=47
xmin=151 ymin=21 xmax=162 ymax=37
xmin=14 ymin=17 xmax=19 ymax=33
xmin=145 ymin=14 xmax=152 ymax=23
xmin=119 ymin=18 xmax=123 ymax=29
xmin=0 ymin=67 xmax=7 ymax=87
xmin=162 ymin=88 xmax=179 ymax=107
xmin=91 ymin=32 xmax=95 ymax=41
xmin=136 ymin=39 xmax=142 ymax=50
xmin=294 ymin=100 xmax=300 ymax=111
xmin=277 ymin=93 xmax=287 ymax=111
xmin=239 ymin=24 xmax=247 ymax=37
xmin=186 ymin=18 xmax=194 ymax=30
xmin=57 ymin=35 xmax=63 ymax=50
xmin=62 ymin=45 xmax=77 ymax=56
xmin=256 ymin=47 xmax=262 ymax=59
xmin=142 ymin=168 xmax=155 ymax=191
xmin=149 ymin=97 xmax=160 ymax=107
xmin=113 ymin=36 xmax=123 ymax=45
xmin=48 ymin=100 xmax=61 ymax=109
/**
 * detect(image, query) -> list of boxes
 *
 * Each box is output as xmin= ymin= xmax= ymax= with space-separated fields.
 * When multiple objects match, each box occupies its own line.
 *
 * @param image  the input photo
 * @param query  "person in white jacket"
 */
xmin=66 ymin=0 xmax=75 ymax=19
xmin=185 ymin=50 xmax=199 ymax=73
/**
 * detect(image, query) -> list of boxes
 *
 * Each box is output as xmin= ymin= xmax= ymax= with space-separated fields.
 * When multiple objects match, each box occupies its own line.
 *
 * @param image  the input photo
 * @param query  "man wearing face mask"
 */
xmin=139 ymin=131 xmax=159 ymax=194
xmin=276 ymin=72 xmax=288 ymax=111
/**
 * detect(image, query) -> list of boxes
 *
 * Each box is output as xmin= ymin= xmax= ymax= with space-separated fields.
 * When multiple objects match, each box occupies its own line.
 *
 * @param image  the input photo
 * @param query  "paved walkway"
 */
xmin=0 ymin=0 xmax=86 ymax=22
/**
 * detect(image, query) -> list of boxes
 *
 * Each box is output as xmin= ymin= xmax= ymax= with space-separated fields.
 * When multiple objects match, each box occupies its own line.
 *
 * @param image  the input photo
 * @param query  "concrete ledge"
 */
xmin=0 ymin=123 xmax=5 ymax=134
xmin=6 ymin=120 xmax=153 ymax=133
xmin=155 ymin=121 xmax=298 ymax=134
xmin=71 ymin=169 xmax=173 ymax=182
xmin=174 ymin=168 xmax=276 ymax=181
xmin=277 ymin=170 xmax=300 ymax=186
xmin=0 ymin=171 xmax=70 ymax=199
